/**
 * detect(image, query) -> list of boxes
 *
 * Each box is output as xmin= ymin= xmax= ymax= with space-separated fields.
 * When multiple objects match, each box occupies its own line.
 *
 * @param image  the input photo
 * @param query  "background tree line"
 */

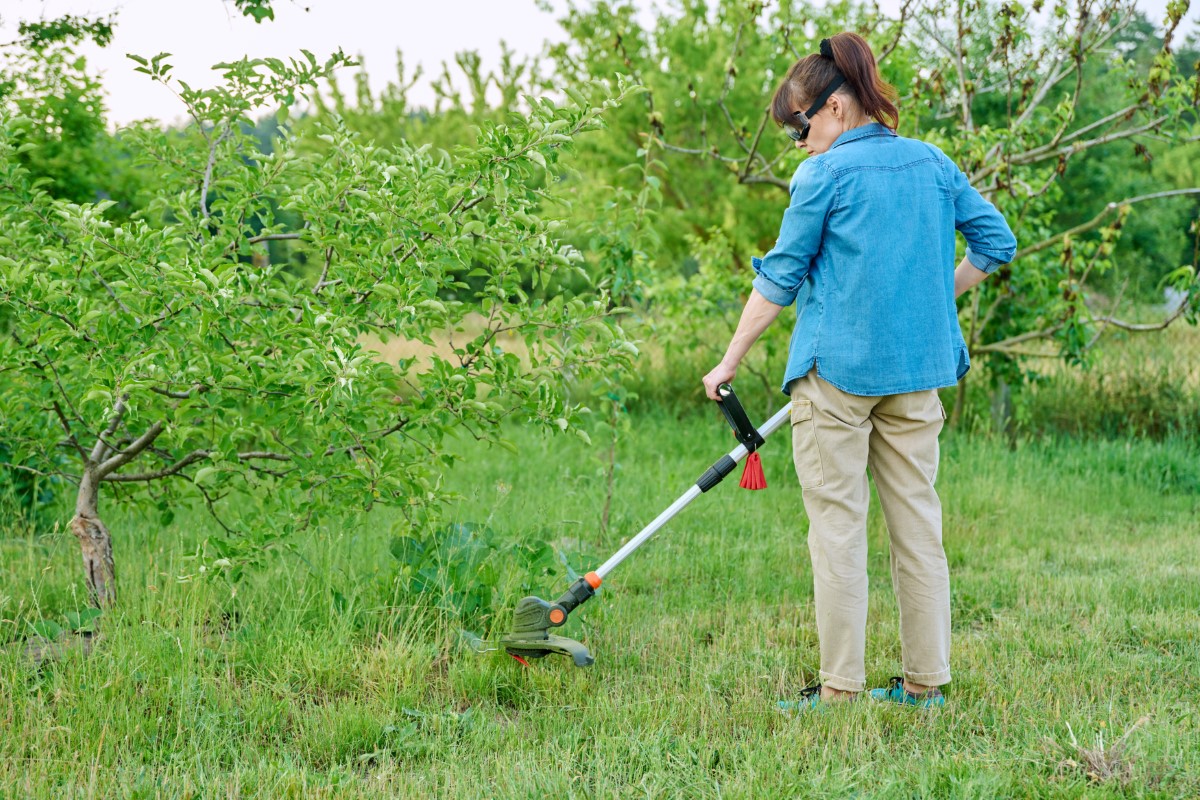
xmin=2 ymin=0 xmax=1198 ymax=602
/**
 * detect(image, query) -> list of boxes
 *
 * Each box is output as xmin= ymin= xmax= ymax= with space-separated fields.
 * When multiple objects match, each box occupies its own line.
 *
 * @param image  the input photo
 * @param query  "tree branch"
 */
xmin=247 ymin=233 xmax=302 ymax=244
xmin=973 ymin=323 xmax=1066 ymax=353
xmin=877 ymin=0 xmax=918 ymax=63
xmin=200 ymin=124 xmax=233 ymax=220
xmin=50 ymin=401 xmax=89 ymax=462
xmin=89 ymin=393 xmax=128 ymax=464
xmin=96 ymin=421 xmax=165 ymax=477
xmin=1086 ymin=295 xmax=1192 ymax=332
xmin=1014 ymin=188 xmax=1200 ymax=261
xmin=3 ymin=462 xmax=80 ymax=485
xmin=91 ymin=269 xmax=137 ymax=320
xmin=102 ymin=449 xmax=209 ymax=482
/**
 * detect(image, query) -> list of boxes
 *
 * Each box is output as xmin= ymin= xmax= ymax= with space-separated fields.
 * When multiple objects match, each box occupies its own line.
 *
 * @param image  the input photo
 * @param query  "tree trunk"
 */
xmin=950 ymin=373 xmax=968 ymax=429
xmin=71 ymin=470 xmax=115 ymax=607
xmin=991 ymin=379 xmax=1016 ymax=445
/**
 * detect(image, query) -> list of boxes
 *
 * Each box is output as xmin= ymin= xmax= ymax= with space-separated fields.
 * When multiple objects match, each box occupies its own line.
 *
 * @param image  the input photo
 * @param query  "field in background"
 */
xmin=2 ymin=408 xmax=1198 ymax=797
xmin=363 ymin=307 xmax=1200 ymax=442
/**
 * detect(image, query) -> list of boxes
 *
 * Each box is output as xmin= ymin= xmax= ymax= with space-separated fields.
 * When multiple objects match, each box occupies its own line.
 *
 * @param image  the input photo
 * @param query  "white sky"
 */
xmin=0 ymin=0 xmax=1191 ymax=129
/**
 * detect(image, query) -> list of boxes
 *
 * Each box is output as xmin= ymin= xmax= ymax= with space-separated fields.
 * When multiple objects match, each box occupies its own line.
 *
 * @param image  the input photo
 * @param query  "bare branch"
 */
xmin=247 ymin=233 xmax=302 ymax=244
xmin=1052 ymin=103 xmax=1141 ymax=149
xmin=1084 ymin=277 xmax=1130 ymax=349
xmin=200 ymin=124 xmax=233 ymax=220
xmin=995 ymin=115 xmax=1171 ymax=175
xmin=1014 ymin=188 xmax=1200 ymax=260
xmin=916 ymin=13 xmax=972 ymax=129
xmin=3 ymin=462 xmax=80 ymax=485
xmin=877 ymin=0 xmax=918 ymax=63
xmin=658 ymin=140 xmax=744 ymax=165
xmin=953 ymin=0 xmax=974 ymax=132
xmin=1086 ymin=296 xmax=1192 ymax=332
xmin=148 ymin=384 xmax=208 ymax=400
xmin=718 ymin=22 xmax=753 ymax=157
xmin=237 ymin=451 xmax=293 ymax=462
xmin=739 ymin=108 xmax=771 ymax=182
xmin=973 ymin=283 xmax=1193 ymax=356
xmin=973 ymin=323 xmax=1066 ymax=353
xmin=741 ymin=173 xmax=791 ymax=190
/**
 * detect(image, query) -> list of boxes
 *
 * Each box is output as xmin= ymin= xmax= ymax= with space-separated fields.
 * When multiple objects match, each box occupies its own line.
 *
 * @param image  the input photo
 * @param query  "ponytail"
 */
xmin=770 ymin=32 xmax=900 ymax=131
xmin=826 ymin=32 xmax=899 ymax=130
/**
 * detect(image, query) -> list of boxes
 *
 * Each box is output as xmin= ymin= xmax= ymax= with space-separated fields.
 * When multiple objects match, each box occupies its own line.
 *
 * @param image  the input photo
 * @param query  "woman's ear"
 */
xmin=828 ymin=95 xmax=843 ymax=120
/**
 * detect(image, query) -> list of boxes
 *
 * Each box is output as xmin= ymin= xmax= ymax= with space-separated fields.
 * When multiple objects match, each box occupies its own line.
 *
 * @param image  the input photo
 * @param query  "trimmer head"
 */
xmin=501 ymin=629 xmax=594 ymax=667
xmin=498 ymin=579 xmax=600 ymax=667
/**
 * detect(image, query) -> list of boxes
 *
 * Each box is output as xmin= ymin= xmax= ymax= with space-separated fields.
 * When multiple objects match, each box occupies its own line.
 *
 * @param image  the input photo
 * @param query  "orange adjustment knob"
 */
xmin=549 ymin=608 xmax=565 ymax=624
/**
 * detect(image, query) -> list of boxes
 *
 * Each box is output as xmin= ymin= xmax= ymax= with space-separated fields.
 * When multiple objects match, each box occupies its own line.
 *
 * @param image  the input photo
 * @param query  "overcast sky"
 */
xmin=1 ymin=0 xmax=1192 ymax=128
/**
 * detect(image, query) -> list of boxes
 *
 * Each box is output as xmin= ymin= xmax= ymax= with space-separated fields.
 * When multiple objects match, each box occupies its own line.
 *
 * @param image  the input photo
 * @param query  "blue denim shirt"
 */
xmin=751 ymin=122 xmax=1017 ymax=396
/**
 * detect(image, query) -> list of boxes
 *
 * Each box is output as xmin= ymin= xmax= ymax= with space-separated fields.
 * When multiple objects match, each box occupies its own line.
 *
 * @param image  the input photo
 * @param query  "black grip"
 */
xmin=716 ymin=383 xmax=765 ymax=452
xmin=696 ymin=454 xmax=737 ymax=492
xmin=553 ymin=577 xmax=596 ymax=615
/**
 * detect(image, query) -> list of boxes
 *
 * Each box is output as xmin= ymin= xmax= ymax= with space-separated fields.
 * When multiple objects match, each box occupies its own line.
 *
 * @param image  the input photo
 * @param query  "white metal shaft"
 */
xmin=594 ymin=403 xmax=792 ymax=579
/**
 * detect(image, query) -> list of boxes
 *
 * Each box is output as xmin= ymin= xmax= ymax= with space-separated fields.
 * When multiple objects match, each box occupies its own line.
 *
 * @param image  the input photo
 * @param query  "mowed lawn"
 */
xmin=2 ymin=407 xmax=1198 ymax=798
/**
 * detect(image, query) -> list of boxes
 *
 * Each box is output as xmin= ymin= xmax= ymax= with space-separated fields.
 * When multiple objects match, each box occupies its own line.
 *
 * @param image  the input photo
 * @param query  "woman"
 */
xmin=702 ymin=32 xmax=1016 ymax=710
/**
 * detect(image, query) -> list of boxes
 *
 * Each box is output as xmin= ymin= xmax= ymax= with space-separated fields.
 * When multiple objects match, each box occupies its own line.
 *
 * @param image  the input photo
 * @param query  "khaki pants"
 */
xmin=790 ymin=372 xmax=951 ymax=692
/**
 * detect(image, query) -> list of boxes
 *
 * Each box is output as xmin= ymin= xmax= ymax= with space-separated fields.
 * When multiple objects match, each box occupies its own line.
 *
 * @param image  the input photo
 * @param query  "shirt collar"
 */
xmin=829 ymin=122 xmax=897 ymax=150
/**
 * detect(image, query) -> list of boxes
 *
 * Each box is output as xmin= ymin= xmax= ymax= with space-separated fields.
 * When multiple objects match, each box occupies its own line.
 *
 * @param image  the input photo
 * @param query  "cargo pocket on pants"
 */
xmin=791 ymin=399 xmax=825 ymax=489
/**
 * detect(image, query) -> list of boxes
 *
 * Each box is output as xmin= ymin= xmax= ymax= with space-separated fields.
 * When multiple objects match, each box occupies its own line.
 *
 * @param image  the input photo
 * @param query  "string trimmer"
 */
xmin=481 ymin=384 xmax=791 ymax=668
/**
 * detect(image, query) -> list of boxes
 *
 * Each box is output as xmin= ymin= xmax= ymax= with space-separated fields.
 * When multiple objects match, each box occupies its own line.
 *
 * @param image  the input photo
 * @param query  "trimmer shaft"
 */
xmin=486 ymin=384 xmax=793 ymax=668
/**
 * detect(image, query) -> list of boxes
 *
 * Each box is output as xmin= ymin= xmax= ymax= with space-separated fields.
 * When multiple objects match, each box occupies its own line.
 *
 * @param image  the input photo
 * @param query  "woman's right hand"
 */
xmin=702 ymin=360 xmax=738 ymax=401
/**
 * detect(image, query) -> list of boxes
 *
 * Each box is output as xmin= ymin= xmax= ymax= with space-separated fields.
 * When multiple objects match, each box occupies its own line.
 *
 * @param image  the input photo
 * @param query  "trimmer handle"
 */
xmin=716 ymin=383 xmax=765 ymax=452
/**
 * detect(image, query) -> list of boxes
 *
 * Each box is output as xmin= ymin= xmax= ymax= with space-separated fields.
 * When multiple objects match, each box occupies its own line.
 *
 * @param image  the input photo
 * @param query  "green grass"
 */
xmin=2 ymin=410 xmax=1199 ymax=798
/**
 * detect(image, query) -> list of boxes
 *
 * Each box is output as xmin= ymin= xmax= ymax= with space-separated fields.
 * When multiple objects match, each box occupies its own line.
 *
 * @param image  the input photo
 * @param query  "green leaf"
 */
xmin=63 ymin=608 xmax=102 ymax=633
xmin=389 ymin=536 xmax=425 ymax=567
xmin=193 ymin=467 xmax=218 ymax=486
xmin=29 ymin=619 xmax=63 ymax=640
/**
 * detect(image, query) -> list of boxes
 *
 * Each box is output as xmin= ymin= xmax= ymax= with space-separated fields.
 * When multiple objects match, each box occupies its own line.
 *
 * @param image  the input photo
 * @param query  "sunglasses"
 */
xmin=787 ymin=74 xmax=846 ymax=142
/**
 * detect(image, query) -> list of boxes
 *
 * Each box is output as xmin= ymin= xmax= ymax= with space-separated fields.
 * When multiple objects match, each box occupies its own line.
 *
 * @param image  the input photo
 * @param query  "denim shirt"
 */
xmin=751 ymin=122 xmax=1017 ymax=397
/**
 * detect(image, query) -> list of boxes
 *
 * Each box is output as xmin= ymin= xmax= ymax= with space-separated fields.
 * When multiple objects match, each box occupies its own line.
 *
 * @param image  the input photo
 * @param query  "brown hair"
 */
xmin=770 ymin=32 xmax=899 ymax=131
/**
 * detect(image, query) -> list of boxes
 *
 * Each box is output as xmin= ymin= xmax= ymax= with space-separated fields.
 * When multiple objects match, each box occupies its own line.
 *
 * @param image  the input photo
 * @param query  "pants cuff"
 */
xmin=903 ymin=668 xmax=951 ymax=687
xmin=820 ymin=670 xmax=867 ymax=692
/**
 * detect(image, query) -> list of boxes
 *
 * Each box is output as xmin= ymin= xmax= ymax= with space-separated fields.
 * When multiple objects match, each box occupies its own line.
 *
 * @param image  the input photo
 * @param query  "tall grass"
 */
xmin=2 ymin=404 xmax=1197 ymax=797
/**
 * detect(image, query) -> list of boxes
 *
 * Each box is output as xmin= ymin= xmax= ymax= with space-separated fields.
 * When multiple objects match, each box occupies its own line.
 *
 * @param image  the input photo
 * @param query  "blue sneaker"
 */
xmin=777 ymin=685 xmax=861 ymax=715
xmin=868 ymin=676 xmax=945 ymax=708
xmin=777 ymin=684 xmax=825 ymax=715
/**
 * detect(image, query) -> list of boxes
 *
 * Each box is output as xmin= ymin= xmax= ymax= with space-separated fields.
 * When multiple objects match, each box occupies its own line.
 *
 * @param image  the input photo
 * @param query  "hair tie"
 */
xmin=819 ymin=38 xmax=834 ymax=59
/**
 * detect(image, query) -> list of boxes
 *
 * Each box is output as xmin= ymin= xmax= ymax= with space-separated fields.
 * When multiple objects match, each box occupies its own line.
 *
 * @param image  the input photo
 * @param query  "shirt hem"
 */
xmin=780 ymin=357 xmax=968 ymax=397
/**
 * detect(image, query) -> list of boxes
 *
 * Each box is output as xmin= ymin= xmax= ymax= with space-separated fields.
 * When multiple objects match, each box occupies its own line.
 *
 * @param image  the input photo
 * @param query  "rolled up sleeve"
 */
xmin=940 ymin=151 xmax=1017 ymax=273
xmin=965 ymin=247 xmax=1003 ymax=273
xmin=750 ymin=159 xmax=836 ymax=306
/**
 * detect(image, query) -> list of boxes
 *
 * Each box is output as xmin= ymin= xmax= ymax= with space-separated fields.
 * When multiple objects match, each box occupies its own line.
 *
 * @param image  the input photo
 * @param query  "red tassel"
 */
xmin=739 ymin=451 xmax=767 ymax=490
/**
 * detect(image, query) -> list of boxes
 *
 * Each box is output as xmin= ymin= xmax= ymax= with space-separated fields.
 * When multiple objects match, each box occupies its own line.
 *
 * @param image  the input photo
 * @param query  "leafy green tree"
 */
xmin=550 ymin=0 xmax=1200 ymax=421
xmin=0 ymin=13 xmax=151 ymax=213
xmin=0 ymin=46 xmax=638 ymax=605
